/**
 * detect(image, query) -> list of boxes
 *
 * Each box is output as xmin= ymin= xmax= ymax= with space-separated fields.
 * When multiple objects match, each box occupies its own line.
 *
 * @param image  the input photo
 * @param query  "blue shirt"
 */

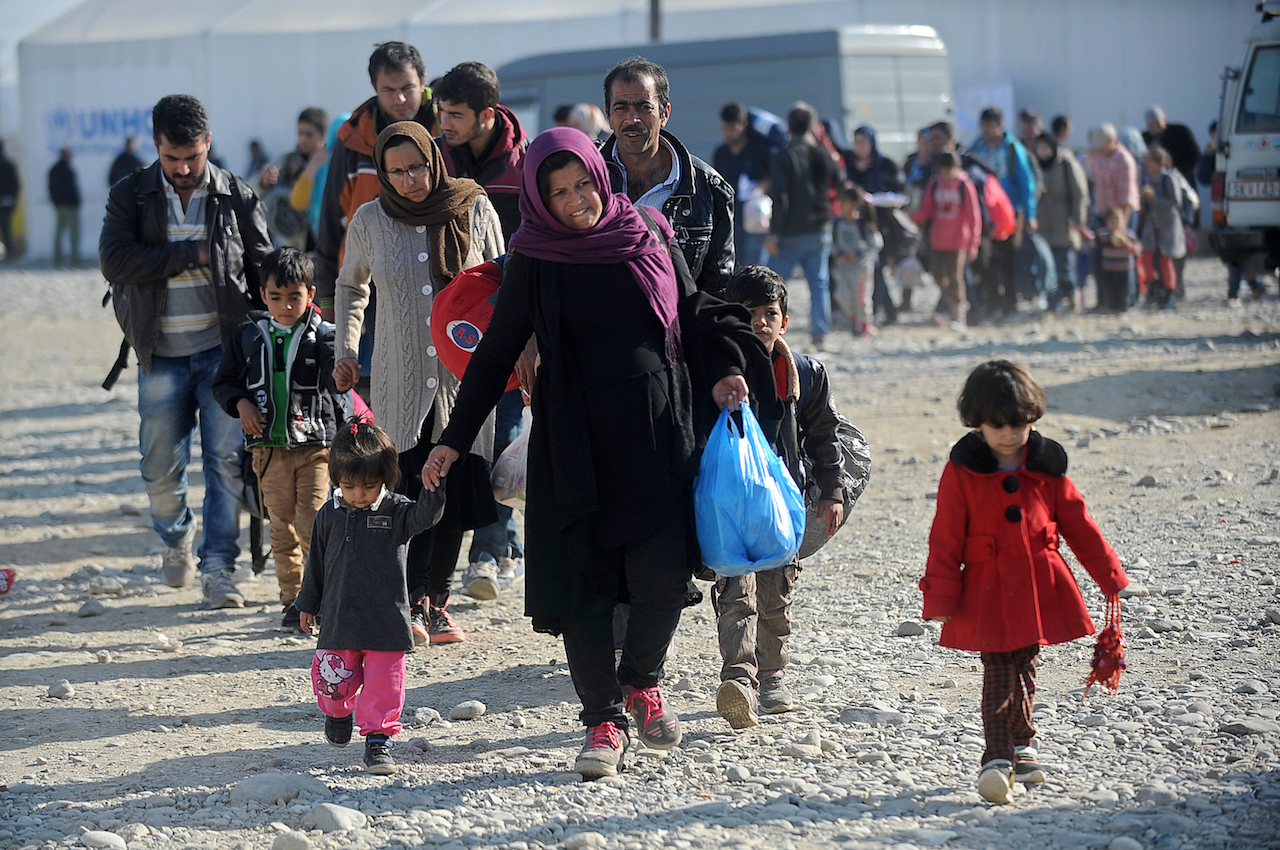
xmin=969 ymin=131 xmax=1038 ymax=219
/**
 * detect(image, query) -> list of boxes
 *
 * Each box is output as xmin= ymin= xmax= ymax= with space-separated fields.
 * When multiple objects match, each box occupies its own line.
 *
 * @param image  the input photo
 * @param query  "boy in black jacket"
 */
xmin=213 ymin=248 xmax=340 ymax=631
xmin=714 ymin=265 xmax=845 ymax=728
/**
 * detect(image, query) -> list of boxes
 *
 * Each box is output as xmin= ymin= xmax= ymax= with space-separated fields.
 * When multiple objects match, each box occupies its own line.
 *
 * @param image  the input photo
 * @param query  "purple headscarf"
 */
xmin=509 ymin=127 xmax=681 ymax=363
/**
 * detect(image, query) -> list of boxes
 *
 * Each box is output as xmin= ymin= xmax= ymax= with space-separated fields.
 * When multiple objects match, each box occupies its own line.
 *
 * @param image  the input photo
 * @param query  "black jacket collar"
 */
xmin=950 ymin=429 xmax=1067 ymax=477
xmin=600 ymin=128 xmax=695 ymax=201
xmin=137 ymin=160 xmax=233 ymax=197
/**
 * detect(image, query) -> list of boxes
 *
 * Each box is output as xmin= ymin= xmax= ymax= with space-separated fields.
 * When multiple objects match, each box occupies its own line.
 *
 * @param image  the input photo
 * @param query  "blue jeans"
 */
xmin=468 ymin=388 xmax=525 ymax=563
xmin=767 ymin=231 xmax=832 ymax=339
xmin=734 ymin=228 xmax=767 ymax=269
xmin=137 ymin=347 xmax=245 ymax=573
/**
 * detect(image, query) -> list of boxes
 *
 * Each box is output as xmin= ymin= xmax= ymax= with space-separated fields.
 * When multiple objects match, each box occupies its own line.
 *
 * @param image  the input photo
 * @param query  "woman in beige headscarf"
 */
xmin=333 ymin=121 xmax=504 ymax=646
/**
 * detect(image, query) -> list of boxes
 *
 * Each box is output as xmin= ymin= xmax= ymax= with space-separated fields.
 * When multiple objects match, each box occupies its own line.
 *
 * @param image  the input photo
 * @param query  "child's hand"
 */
xmin=818 ymin=498 xmax=844 ymax=538
xmin=236 ymin=399 xmax=264 ymax=436
xmin=926 ymin=615 xmax=952 ymax=623
xmin=333 ymin=357 xmax=360 ymax=392
xmin=422 ymin=445 xmax=461 ymax=491
xmin=299 ymin=611 xmax=315 ymax=634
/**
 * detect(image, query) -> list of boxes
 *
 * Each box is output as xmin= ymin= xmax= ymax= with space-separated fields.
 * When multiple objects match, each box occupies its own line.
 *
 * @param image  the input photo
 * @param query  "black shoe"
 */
xmin=363 ymin=734 xmax=396 ymax=775
xmin=281 ymin=603 xmax=302 ymax=633
xmin=324 ymin=713 xmax=353 ymax=748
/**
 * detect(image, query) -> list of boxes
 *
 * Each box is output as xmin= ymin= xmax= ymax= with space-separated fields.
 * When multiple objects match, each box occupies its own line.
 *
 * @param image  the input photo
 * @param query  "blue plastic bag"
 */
xmin=694 ymin=405 xmax=806 ymax=576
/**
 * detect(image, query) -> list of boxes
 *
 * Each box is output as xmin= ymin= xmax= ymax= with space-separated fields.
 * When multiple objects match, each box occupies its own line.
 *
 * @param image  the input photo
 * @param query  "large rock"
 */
xmin=450 ymin=700 xmax=486 ymax=720
xmin=302 ymin=803 xmax=367 ymax=832
xmin=230 ymin=772 xmax=330 ymax=804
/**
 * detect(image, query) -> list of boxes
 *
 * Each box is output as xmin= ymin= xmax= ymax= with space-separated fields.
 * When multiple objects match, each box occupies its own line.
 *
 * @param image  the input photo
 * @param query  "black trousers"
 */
xmin=561 ymin=505 xmax=690 ymax=729
xmin=980 ymin=237 xmax=1018 ymax=318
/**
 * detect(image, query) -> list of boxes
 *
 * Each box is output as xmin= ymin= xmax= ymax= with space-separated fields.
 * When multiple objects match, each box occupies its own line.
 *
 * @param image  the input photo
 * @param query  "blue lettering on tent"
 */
xmin=46 ymin=108 xmax=154 ymax=156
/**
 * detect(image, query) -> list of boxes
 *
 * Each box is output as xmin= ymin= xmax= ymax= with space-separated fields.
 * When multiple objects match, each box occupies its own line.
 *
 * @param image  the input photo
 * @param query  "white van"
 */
xmin=1211 ymin=2 xmax=1280 ymax=267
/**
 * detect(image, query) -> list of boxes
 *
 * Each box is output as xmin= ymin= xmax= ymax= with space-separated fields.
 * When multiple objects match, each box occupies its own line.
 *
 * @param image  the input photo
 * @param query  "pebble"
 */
xmin=1235 ymin=680 xmax=1269 ymax=695
xmin=302 ymin=803 xmax=367 ymax=832
xmin=563 ymin=832 xmax=607 ymax=849
xmin=1220 ymin=719 xmax=1280 ymax=736
xmin=79 ymin=831 xmax=126 ymax=850
xmin=77 ymin=598 xmax=108 ymax=617
xmin=726 ymin=765 xmax=751 ymax=782
xmin=230 ymin=773 xmax=330 ymax=804
xmin=840 ymin=706 xmax=908 ymax=726
xmin=450 ymin=700 xmax=487 ymax=720
xmin=271 ymin=833 xmax=313 ymax=850
xmin=895 ymin=621 xmax=927 ymax=636
xmin=1108 ymin=839 xmax=1143 ymax=850
xmin=48 ymin=679 xmax=74 ymax=699
xmin=95 ymin=649 xmax=112 ymax=663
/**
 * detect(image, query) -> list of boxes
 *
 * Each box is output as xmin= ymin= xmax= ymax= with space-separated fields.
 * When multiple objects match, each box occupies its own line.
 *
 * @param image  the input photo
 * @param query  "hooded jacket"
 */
xmin=212 ymin=306 xmax=341 ymax=449
xmin=919 ymin=430 xmax=1128 ymax=653
xmin=99 ymin=160 xmax=272 ymax=374
xmin=315 ymin=95 xmax=438 ymax=305
xmin=768 ymin=134 xmax=840 ymax=238
xmin=438 ymin=104 xmax=527 ymax=244
xmin=601 ymin=129 xmax=735 ymax=298
xmin=844 ymin=126 xmax=904 ymax=196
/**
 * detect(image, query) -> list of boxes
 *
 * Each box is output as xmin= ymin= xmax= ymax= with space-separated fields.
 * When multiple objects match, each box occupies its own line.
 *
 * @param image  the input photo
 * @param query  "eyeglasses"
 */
xmin=386 ymin=164 xmax=428 ymax=183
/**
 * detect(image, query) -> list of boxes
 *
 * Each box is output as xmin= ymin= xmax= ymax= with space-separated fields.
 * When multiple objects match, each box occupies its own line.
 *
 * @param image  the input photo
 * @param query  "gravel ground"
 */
xmin=0 ymin=258 xmax=1278 ymax=850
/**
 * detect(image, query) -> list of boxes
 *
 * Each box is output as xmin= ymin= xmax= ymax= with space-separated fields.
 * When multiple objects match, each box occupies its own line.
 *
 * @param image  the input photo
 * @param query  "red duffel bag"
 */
xmin=430 ymin=257 xmax=520 ymax=392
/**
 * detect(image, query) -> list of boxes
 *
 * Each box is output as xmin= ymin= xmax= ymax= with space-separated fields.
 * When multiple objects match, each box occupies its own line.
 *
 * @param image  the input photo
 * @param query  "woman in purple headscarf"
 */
xmin=421 ymin=128 xmax=752 ymax=779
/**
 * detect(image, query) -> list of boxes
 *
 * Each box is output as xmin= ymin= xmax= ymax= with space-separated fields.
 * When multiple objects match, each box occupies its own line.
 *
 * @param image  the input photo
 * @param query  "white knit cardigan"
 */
xmin=334 ymin=195 xmax=504 ymax=458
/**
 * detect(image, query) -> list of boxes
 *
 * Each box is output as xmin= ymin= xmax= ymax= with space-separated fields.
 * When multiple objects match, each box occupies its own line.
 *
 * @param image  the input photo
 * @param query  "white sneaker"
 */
xmin=716 ymin=679 xmax=759 ymax=730
xmin=461 ymin=560 xmax=500 ymax=600
xmin=496 ymin=556 xmax=525 ymax=591
xmin=161 ymin=527 xmax=196 ymax=588
xmin=201 ymin=568 xmax=244 ymax=609
xmin=977 ymin=759 xmax=1016 ymax=804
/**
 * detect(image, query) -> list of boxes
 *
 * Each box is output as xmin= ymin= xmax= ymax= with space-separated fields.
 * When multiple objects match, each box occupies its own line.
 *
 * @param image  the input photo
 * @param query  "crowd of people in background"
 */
xmin=711 ymin=99 xmax=1227 ymax=343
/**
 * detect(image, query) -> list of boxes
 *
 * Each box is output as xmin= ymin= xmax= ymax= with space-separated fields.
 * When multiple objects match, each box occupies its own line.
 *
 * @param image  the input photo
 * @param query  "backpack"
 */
xmin=430 ymin=255 xmax=520 ymax=392
xmin=792 ymin=354 xmax=872 ymax=560
xmin=926 ymin=168 xmax=1016 ymax=242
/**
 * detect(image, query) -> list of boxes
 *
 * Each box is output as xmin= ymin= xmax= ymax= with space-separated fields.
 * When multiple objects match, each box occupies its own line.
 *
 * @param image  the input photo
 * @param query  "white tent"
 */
xmin=16 ymin=0 xmax=1257 ymax=260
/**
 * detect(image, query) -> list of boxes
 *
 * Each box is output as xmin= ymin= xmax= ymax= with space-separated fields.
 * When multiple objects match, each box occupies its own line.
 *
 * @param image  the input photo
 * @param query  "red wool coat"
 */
xmin=920 ymin=431 xmax=1128 ymax=653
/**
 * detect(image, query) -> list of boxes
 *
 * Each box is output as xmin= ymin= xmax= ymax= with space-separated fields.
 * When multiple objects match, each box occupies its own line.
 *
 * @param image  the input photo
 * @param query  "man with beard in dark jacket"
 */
xmin=315 ymin=41 xmax=438 ymax=322
xmin=599 ymin=56 xmax=734 ymax=298
xmin=433 ymin=60 xmax=530 ymax=604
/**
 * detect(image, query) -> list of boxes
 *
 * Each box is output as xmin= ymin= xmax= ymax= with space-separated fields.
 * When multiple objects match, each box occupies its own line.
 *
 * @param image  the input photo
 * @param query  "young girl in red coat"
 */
xmin=920 ymin=360 xmax=1128 ymax=804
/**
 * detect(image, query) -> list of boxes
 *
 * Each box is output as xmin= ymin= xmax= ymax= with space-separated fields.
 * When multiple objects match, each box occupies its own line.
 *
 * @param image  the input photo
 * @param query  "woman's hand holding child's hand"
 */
xmin=422 ymin=445 xmax=461 ymax=491
xmin=236 ymin=399 xmax=264 ymax=436
xmin=712 ymin=375 xmax=750 ymax=411
xmin=333 ymin=357 xmax=360 ymax=392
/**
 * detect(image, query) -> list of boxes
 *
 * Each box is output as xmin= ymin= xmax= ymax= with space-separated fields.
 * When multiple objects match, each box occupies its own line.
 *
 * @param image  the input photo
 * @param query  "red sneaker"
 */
xmin=427 ymin=600 xmax=465 ymax=644
xmin=574 ymin=721 xmax=629 ymax=779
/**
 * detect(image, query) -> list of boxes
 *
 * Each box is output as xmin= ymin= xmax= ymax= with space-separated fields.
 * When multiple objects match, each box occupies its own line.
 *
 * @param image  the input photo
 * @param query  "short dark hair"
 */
xmin=1146 ymin=144 xmax=1172 ymax=169
xmin=152 ymin=95 xmax=209 ymax=147
xmin=260 ymin=247 xmax=314 ymax=291
xmin=837 ymin=182 xmax=864 ymax=203
xmin=720 ymin=101 xmax=747 ymax=124
xmin=980 ymin=106 xmax=1003 ymax=126
xmin=787 ymin=102 xmax=815 ymax=136
xmin=928 ymin=121 xmax=955 ymax=141
xmin=603 ymin=57 xmax=670 ymax=112
xmin=535 ymin=150 xmax=585 ymax=207
xmin=435 ymin=62 xmax=500 ymax=114
xmin=368 ymin=41 xmax=425 ymax=86
xmin=957 ymin=360 xmax=1046 ymax=429
xmin=298 ymin=107 xmax=329 ymax=135
xmin=1017 ymin=108 xmax=1039 ymax=125
xmin=1050 ymin=114 xmax=1071 ymax=137
xmin=329 ymin=418 xmax=401 ymax=490
xmin=933 ymin=150 xmax=960 ymax=170
xmin=553 ymin=103 xmax=574 ymax=124
xmin=726 ymin=265 xmax=788 ymax=317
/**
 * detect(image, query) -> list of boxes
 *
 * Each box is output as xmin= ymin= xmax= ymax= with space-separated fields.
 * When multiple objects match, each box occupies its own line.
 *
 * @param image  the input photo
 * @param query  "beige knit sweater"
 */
xmin=334 ymin=195 xmax=504 ymax=458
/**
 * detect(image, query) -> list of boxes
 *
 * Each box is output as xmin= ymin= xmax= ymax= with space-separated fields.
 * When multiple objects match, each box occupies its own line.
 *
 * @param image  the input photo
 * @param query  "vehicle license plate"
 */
xmin=1228 ymin=179 xmax=1280 ymax=199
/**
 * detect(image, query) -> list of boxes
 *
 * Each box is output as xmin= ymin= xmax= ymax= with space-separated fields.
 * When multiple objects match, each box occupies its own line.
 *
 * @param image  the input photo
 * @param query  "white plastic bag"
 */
xmin=490 ymin=405 xmax=532 ymax=509
xmin=743 ymin=190 xmax=772 ymax=235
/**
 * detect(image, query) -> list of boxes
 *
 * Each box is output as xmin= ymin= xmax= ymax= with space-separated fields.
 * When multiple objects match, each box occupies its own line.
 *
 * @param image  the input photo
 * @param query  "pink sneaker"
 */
xmin=622 ymin=685 xmax=682 ymax=749
xmin=575 ymin=721 xmax=629 ymax=778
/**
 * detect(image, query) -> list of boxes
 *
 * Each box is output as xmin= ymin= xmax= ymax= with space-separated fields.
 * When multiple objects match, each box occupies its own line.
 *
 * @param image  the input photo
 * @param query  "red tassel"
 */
xmin=1084 ymin=594 xmax=1125 ymax=696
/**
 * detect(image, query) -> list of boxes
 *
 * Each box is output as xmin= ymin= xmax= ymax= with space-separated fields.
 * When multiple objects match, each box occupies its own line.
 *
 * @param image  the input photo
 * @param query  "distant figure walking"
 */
xmin=48 ymin=147 xmax=81 ymax=266
xmin=109 ymin=137 xmax=146 ymax=187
